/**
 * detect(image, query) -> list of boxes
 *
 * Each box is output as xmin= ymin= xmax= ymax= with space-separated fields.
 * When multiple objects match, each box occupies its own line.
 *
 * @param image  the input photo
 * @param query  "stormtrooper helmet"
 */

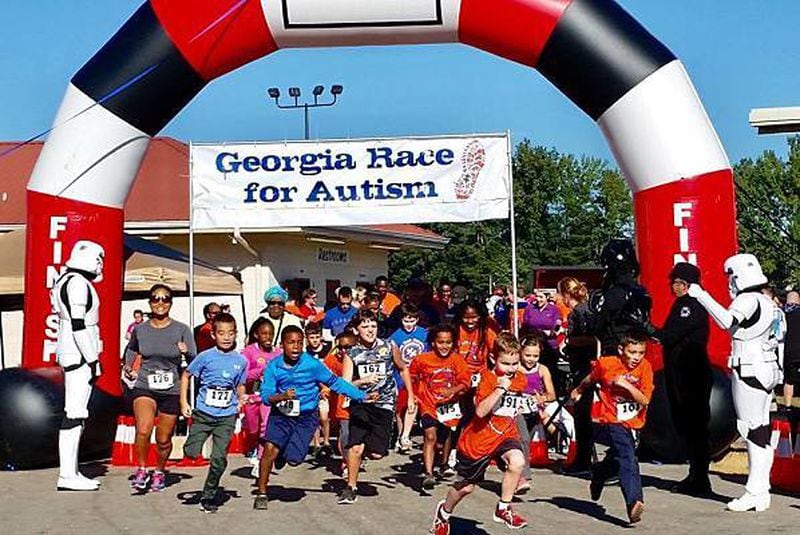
xmin=723 ymin=253 xmax=767 ymax=296
xmin=65 ymin=240 xmax=105 ymax=281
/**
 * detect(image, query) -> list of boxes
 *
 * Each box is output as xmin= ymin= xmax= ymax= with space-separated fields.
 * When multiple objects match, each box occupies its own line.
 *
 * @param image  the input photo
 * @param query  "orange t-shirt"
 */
xmin=323 ymin=352 xmax=350 ymax=421
xmin=457 ymin=326 xmax=497 ymax=378
xmin=409 ymin=352 xmax=470 ymax=422
xmin=457 ymin=369 xmax=528 ymax=460
xmin=380 ymin=292 xmax=401 ymax=316
xmin=589 ymin=355 xmax=654 ymax=430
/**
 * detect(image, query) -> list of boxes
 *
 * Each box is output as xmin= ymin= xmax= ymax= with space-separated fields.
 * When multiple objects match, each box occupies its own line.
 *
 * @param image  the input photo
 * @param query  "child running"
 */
xmin=306 ymin=321 xmax=334 ymax=458
xmin=430 ymin=333 xmax=529 ymax=534
xmin=570 ymin=329 xmax=654 ymax=525
xmin=179 ymin=313 xmax=247 ymax=513
xmin=409 ymin=324 xmax=470 ymax=490
xmin=253 ymin=326 xmax=374 ymax=511
xmin=389 ymin=303 xmax=429 ymax=453
xmin=323 ymin=331 xmax=360 ymax=475
xmin=339 ymin=309 xmax=415 ymax=505
xmin=515 ymin=334 xmax=575 ymax=494
xmin=241 ymin=318 xmax=282 ymax=478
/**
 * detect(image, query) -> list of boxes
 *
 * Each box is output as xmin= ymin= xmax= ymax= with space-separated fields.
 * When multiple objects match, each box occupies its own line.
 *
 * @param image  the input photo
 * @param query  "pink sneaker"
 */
xmin=130 ymin=468 xmax=149 ymax=490
xmin=150 ymin=470 xmax=166 ymax=492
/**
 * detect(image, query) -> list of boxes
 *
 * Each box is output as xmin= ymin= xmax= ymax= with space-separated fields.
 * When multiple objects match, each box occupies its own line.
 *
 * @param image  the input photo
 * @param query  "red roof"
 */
xmin=0 ymin=137 xmax=443 ymax=242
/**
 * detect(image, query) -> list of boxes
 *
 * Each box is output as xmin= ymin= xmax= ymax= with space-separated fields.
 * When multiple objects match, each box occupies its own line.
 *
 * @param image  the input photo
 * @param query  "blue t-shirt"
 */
xmin=323 ymin=306 xmax=358 ymax=337
xmin=260 ymin=352 xmax=366 ymax=414
xmin=389 ymin=326 xmax=428 ymax=391
xmin=186 ymin=347 xmax=247 ymax=417
xmin=389 ymin=326 xmax=428 ymax=366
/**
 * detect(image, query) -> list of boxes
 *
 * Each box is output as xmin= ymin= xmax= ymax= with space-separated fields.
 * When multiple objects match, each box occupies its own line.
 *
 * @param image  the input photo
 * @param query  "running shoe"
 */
xmin=422 ymin=474 xmax=436 ymax=490
xmin=397 ymin=438 xmax=413 ymax=454
xmin=514 ymin=478 xmax=531 ymax=495
xmin=253 ymin=494 xmax=269 ymax=510
xmin=130 ymin=468 xmax=150 ymax=491
xmin=337 ymin=486 xmax=358 ymax=505
xmin=150 ymin=470 xmax=166 ymax=492
xmin=439 ymin=466 xmax=457 ymax=480
xmin=430 ymin=501 xmax=451 ymax=535
xmin=493 ymin=505 xmax=528 ymax=530
xmin=199 ymin=499 xmax=218 ymax=514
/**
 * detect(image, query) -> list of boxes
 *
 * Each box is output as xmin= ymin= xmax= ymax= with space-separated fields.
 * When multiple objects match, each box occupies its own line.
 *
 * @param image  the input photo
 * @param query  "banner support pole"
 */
xmin=188 ymin=142 xmax=196 ymax=409
xmin=506 ymin=131 xmax=519 ymax=338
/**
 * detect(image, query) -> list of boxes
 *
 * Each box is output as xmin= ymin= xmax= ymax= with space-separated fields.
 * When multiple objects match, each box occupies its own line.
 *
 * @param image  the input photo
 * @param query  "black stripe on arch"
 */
xmin=537 ymin=0 xmax=676 ymax=121
xmin=71 ymin=2 xmax=206 ymax=136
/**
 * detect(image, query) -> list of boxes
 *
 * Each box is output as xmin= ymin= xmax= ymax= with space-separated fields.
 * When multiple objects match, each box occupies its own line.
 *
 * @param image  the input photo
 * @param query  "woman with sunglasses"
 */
xmin=260 ymin=285 xmax=304 ymax=345
xmin=123 ymin=284 xmax=196 ymax=492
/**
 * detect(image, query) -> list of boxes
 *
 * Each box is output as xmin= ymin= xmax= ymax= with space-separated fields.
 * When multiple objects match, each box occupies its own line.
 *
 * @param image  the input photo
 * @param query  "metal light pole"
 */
xmin=266 ymin=85 xmax=344 ymax=140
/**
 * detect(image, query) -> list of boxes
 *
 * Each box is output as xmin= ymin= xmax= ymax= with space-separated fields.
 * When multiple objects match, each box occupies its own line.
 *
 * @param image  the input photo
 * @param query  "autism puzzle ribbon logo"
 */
xmin=454 ymin=140 xmax=486 ymax=200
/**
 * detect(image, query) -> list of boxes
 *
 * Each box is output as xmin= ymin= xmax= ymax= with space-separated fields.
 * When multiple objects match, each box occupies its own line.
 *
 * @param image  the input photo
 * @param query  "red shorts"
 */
xmin=396 ymin=388 xmax=409 ymax=415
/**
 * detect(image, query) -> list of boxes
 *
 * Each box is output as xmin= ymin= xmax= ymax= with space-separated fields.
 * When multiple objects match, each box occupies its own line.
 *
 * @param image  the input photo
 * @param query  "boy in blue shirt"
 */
xmin=253 ymin=325 xmax=375 ymax=511
xmin=180 ymin=313 xmax=247 ymax=513
xmin=389 ymin=303 xmax=429 ymax=452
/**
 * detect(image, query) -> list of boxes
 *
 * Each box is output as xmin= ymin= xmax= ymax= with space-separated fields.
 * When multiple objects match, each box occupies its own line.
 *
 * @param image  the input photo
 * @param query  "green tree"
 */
xmin=734 ymin=137 xmax=800 ymax=287
xmin=389 ymin=140 xmax=633 ymax=294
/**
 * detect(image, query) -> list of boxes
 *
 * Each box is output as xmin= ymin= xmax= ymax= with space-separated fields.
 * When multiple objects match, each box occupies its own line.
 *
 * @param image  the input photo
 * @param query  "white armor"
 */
xmin=688 ymin=253 xmax=780 ymax=512
xmin=51 ymin=241 xmax=104 ymax=491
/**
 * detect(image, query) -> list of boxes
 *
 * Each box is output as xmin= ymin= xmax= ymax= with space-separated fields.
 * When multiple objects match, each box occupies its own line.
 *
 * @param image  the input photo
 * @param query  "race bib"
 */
xmin=277 ymin=399 xmax=300 ymax=417
xmin=147 ymin=371 xmax=174 ymax=390
xmin=494 ymin=393 xmax=524 ymax=417
xmin=204 ymin=387 xmax=233 ymax=409
xmin=470 ymin=373 xmax=481 ymax=388
xmin=358 ymin=362 xmax=387 ymax=378
xmin=519 ymin=395 xmax=539 ymax=415
xmin=616 ymin=400 xmax=641 ymax=422
xmin=436 ymin=402 xmax=462 ymax=424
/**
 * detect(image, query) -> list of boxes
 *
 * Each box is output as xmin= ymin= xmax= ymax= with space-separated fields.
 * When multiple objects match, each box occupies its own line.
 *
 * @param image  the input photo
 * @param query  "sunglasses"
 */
xmin=150 ymin=295 xmax=172 ymax=304
xmin=267 ymin=301 xmax=285 ymax=306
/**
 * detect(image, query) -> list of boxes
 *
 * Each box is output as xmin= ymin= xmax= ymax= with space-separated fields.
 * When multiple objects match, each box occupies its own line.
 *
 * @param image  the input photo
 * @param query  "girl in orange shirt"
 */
xmin=409 ymin=324 xmax=470 ymax=490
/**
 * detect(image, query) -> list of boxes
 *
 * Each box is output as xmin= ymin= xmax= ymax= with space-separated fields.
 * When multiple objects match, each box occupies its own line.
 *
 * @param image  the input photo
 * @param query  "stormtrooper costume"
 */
xmin=688 ymin=254 xmax=784 ymax=512
xmin=51 ymin=241 xmax=105 ymax=491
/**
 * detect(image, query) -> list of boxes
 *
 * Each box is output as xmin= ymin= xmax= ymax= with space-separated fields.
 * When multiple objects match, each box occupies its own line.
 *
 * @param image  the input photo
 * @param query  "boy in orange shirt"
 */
xmin=430 ymin=333 xmax=529 ymax=534
xmin=323 ymin=331 xmax=358 ymax=475
xmin=570 ymin=329 xmax=654 ymax=525
xmin=410 ymin=324 xmax=470 ymax=490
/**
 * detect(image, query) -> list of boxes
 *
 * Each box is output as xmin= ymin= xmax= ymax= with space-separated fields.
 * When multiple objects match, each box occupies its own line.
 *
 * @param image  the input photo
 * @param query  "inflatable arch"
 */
xmin=23 ymin=0 xmax=737 ymax=395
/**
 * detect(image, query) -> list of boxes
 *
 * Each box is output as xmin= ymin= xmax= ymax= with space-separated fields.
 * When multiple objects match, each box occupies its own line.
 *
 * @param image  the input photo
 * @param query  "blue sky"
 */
xmin=1 ymin=0 xmax=798 ymax=167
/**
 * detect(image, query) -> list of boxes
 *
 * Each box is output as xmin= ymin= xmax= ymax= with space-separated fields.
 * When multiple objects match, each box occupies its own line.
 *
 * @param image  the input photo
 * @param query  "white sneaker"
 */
xmin=726 ymin=491 xmax=770 ymax=512
xmin=57 ymin=476 xmax=100 ymax=491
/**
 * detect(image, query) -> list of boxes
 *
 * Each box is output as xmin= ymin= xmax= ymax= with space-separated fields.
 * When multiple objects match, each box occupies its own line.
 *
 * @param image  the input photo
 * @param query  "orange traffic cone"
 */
xmin=529 ymin=424 xmax=550 ymax=468
xmin=110 ymin=415 xmax=136 ymax=467
xmin=564 ymin=439 xmax=577 ymax=467
xmin=227 ymin=414 xmax=247 ymax=454
xmin=770 ymin=419 xmax=793 ymax=491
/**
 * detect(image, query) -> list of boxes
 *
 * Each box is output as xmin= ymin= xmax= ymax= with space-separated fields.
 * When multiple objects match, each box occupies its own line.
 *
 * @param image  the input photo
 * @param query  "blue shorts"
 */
xmin=264 ymin=410 xmax=319 ymax=464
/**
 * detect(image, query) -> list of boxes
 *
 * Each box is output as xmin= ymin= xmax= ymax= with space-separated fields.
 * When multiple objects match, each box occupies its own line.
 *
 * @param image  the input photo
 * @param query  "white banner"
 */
xmin=190 ymin=134 xmax=510 ymax=230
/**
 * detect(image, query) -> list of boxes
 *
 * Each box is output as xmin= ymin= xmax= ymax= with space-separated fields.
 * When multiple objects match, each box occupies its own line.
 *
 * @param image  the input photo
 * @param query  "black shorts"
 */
xmin=131 ymin=388 xmax=180 ymax=416
xmin=420 ymin=414 xmax=454 ymax=444
xmin=455 ymin=438 xmax=523 ymax=484
xmin=347 ymin=404 xmax=394 ymax=456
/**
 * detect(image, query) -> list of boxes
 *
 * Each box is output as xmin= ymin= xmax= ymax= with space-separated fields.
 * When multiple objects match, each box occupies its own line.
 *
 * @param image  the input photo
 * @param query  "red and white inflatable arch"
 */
xmin=24 ymin=0 xmax=737 ymax=397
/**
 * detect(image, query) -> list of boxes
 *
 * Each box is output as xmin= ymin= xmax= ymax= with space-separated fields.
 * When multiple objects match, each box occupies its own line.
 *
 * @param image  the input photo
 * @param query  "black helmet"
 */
xmin=600 ymin=239 xmax=640 ymax=277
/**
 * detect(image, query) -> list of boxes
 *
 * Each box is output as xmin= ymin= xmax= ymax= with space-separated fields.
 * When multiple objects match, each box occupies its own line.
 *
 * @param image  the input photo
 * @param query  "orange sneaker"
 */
xmin=430 ymin=500 xmax=450 ymax=535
